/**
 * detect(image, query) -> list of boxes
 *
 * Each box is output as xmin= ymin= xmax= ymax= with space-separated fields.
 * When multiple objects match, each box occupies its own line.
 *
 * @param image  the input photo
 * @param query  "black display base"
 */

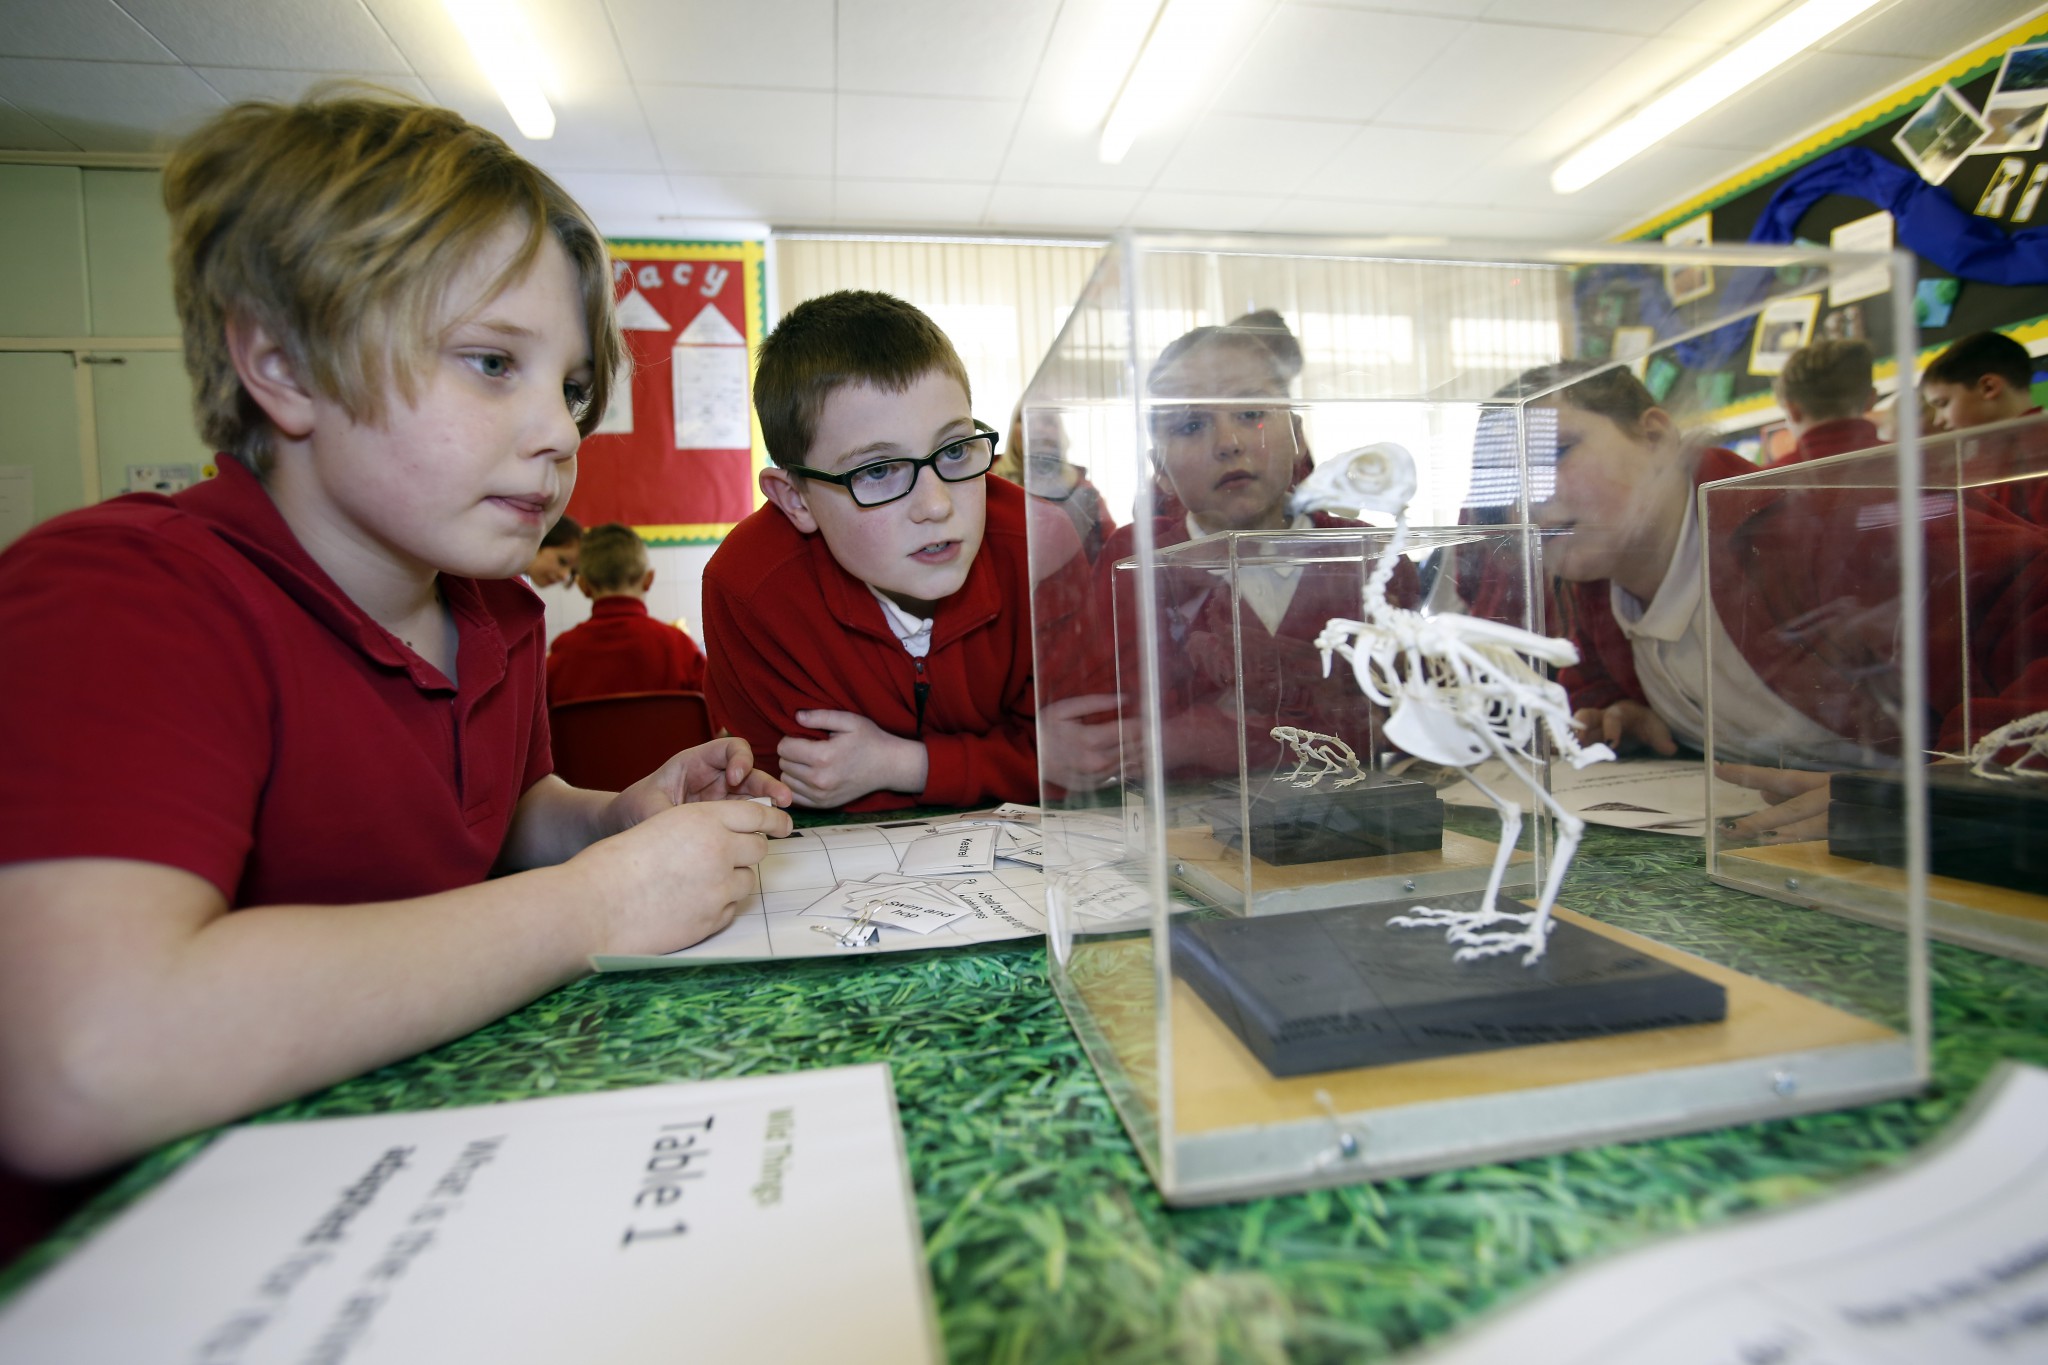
xmin=1830 ymin=767 xmax=2048 ymax=895
xmin=1204 ymin=773 xmax=1443 ymax=867
xmin=1170 ymin=893 xmax=1728 ymax=1078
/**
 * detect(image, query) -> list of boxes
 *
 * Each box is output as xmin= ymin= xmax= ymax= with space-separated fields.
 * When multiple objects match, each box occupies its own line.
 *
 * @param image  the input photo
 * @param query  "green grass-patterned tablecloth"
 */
xmin=4 ymin=823 xmax=2045 ymax=1363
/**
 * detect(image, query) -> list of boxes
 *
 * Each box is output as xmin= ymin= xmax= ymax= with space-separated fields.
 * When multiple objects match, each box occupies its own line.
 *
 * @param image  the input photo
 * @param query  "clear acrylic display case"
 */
xmin=1706 ymin=414 xmax=2048 ymax=967
xmin=1025 ymin=231 xmax=1929 ymax=1205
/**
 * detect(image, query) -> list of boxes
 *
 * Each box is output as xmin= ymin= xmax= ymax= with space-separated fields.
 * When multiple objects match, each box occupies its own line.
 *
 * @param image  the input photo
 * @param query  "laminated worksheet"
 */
xmin=597 ymin=809 xmax=1136 ymax=968
xmin=0 ymin=1066 xmax=939 ymax=1365
xmin=1412 ymin=1062 xmax=2048 ymax=1364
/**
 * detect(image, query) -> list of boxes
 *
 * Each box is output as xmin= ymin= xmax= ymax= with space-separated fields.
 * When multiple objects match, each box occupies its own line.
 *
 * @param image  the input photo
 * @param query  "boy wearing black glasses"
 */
xmin=702 ymin=290 xmax=1041 ymax=811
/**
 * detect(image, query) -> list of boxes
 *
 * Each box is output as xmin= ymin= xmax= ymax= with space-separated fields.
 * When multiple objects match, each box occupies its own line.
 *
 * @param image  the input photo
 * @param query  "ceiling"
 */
xmin=0 ymin=0 xmax=2039 ymax=243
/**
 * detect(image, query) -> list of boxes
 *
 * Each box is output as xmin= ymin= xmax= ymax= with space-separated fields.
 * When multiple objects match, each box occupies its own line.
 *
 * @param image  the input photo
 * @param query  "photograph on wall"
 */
xmin=1826 ymin=210 xmax=1893 ymax=307
xmin=1986 ymin=41 xmax=2048 ymax=110
xmin=1612 ymin=326 xmax=1655 ymax=362
xmin=1748 ymin=294 xmax=1820 ymax=377
xmin=1978 ymin=102 xmax=2048 ymax=154
xmin=1662 ymin=213 xmax=1715 ymax=305
xmin=1892 ymin=84 xmax=1991 ymax=185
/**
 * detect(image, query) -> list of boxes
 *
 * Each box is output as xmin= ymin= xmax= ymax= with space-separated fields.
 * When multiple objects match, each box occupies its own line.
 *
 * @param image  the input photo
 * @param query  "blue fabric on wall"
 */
xmin=1751 ymin=145 xmax=2048 ymax=286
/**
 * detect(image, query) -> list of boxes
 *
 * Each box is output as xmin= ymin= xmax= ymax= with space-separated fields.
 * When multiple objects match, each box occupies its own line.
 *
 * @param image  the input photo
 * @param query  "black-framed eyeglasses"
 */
xmin=787 ymin=421 xmax=999 ymax=508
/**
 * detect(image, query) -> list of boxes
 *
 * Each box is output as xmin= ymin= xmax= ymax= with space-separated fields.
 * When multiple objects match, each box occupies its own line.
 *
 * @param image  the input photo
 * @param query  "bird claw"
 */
xmin=1387 ymin=905 xmax=1551 ymax=966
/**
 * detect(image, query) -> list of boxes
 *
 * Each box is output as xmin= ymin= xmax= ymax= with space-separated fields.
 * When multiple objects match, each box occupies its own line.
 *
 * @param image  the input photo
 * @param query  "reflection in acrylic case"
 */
xmin=1706 ymin=414 xmax=2048 ymax=968
xmin=1025 ymin=231 xmax=1926 ymax=1204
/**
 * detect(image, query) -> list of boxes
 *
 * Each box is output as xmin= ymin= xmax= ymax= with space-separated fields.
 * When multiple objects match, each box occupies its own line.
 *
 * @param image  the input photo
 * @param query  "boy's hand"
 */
xmin=570 ymin=799 xmax=790 ymax=956
xmin=1039 ymin=693 xmax=1124 ymax=791
xmin=779 ymin=710 xmax=927 ymax=809
xmin=1717 ymin=763 xmax=1830 ymax=842
xmin=607 ymin=737 xmax=794 ymax=834
xmin=1572 ymin=701 xmax=1678 ymax=756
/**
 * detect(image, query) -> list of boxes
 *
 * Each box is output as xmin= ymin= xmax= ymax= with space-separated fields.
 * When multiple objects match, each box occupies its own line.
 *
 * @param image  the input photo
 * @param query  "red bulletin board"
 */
xmin=567 ymin=240 xmax=768 ymax=547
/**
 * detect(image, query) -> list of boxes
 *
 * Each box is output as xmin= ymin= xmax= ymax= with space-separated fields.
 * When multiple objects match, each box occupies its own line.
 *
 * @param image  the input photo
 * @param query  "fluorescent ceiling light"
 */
xmin=1551 ymin=0 xmax=1884 ymax=194
xmin=444 ymin=0 xmax=556 ymax=141
xmin=1099 ymin=0 xmax=1262 ymax=164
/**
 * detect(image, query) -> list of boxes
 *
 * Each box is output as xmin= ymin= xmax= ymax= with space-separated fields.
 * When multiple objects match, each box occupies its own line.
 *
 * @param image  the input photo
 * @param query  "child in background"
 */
xmin=0 ymin=93 xmax=790 ymax=1184
xmin=524 ymin=513 xmax=582 ymax=586
xmin=1528 ymin=362 xmax=2048 ymax=838
xmin=1920 ymin=330 xmax=2048 ymax=524
xmin=702 ymin=290 xmax=1061 ymax=812
xmin=1770 ymin=339 xmax=1879 ymax=466
xmin=1079 ymin=311 xmax=1418 ymax=785
xmin=547 ymin=522 xmax=707 ymax=703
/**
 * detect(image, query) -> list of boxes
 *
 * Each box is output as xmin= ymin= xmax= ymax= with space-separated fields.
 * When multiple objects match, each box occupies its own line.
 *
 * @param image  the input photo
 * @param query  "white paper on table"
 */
xmin=897 ymin=825 xmax=997 ymax=876
xmin=1063 ymin=870 xmax=1152 ymax=922
xmin=1437 ymin=757 xmax=1768 ymax=836
xmin=1410 ymin=1061 xmax=2048 ymax=1365
xmin=595 ymin=818 xmax=1049 ymax=968
xmin=1829 ymin=210 xmax=1895 ymax=307
xmin=0 ymin=1066 xmax=939 ymax=1365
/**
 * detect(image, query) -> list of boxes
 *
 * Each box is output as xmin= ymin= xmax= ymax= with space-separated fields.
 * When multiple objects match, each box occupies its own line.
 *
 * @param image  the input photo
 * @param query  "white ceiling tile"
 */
xmin=1014 ymin=0 xmax=1170 ymax=131
xmin=605 ymin=0 xmax=835 ymax=91
xmin=836 ymin=0 xmax=1060 ymax=100
xmin=1387 ymin=24 xmax=1650 ymax=132
xmin=1212 ymin=5 xmax=1464 ymax=121
xmin=1129 ymin=189 xmax=1275 ymax=232
xmin=193 ymin=67 xmax=433 ymax=104
xmin=1312 ymin=0 xmax=1493 ymax=17
xmin=0 ymin=0 xmax=177 ymax=62
xmin=1547 ymin=141 xmax=1752 ymax=220
xmin=1153 ymin=113 xmax=1356 ymax=195
xmin=1310 ymin=125 xmax=1515 ymax=201
xmin=997 ymin=95 xmax=1179 ymax=188
xmin=420 ymin=68 xmax=662 ymax=173
xmin=640 ymin=86 xmax=834 ymax=177
xmin=1825 ymin=0 xmax=2040 ymax=59
xmin=1668 ymin=49 xmax=1925 ymax=152
xmin=1479 ymin=0 xmax=1703 ymax=37
xmin=1262 ymin=197 xmax=1452 ymax=234
xmin=548 ymin=169 xmax=678 ymax=223
xmin=836 ymin=94 xmax=1019 ymax=181
xmin=833 ymin=178 xmax=992 ymax=226
xmin=0 ymin=94 xmax=77 ymax=150
xmin=1516 ymin=33 xmax=1718 ymax=160
xmin=668 ymin=173 xmax=835 ymax=223
xmin=983 ymin=182 xmax=1141 ymax=231
xmin=364 ymin=0 xmax=633 ymax=98
xmin=1665 ymin=0 xmax=1806 ymax=46
xmin=116 ymin=0 xmax=409 ymax=72
xmin=0 ymin=56 xmax=225 ymax=151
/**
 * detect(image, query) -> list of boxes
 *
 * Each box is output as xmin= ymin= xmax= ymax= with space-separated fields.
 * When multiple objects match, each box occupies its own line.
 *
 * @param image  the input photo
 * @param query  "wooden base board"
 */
xmin=1719 ymin=840 xmax=2048 ymax=967
xmin=1065 ymin=905 xmax=1898 ymax=1138
xmin=1167 ymin=825 xmax=1530 ymax=912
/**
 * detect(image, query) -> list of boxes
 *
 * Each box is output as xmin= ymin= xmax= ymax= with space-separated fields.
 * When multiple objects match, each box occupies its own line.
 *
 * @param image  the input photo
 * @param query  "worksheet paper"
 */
xmin=1437 ymin=757 xmax=1769 ymax=836
xmin=595 ymin=810 xmax=1136 ymax=968
xmin=1411 ymin=1061 xmax=2048 ymax=1364
xmin=0 ymin=1066 xmax=939 ymax=1365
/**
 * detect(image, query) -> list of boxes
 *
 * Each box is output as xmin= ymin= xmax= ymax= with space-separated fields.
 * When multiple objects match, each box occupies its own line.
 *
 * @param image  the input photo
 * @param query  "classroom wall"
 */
xmin=0 ymin=164 xmax=208 ymax=546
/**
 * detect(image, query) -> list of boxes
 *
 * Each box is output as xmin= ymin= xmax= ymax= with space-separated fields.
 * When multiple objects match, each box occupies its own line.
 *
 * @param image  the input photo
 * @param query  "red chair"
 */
xmin=548 ymin=691 xmax=714 ymax=792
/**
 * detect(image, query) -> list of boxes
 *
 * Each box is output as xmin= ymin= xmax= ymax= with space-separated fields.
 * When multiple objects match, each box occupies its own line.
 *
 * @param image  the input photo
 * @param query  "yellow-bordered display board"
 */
xmin=1607 ymin=15 xmax=2048 ymax=434
xmin=570 ymin=241 xmax=767 ymax=547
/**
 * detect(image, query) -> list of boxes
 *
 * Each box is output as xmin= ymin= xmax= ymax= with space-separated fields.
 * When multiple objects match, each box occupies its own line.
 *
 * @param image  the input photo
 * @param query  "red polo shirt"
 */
xmin=547 ymin=596 xmax=707 ymax=704
xmin=701 ymin=476 xmax=1038 ymax=812
xmin=0 ymin=456 xmax=552 ymax=907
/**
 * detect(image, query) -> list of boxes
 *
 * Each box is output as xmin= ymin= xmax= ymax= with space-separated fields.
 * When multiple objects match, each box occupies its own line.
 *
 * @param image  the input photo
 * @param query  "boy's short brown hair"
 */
xmin=164 ymin=87 xmax=628 ymax=472
xmin=754 ymin=290 xmax=971 ymax=466
xmin=575 ymin=522 xmax=650 ymax=594
xmin=1777 ymin=339 xmax=1874 ymax=421
xmin=1923 ymin=330 xmax=2034 ymax=392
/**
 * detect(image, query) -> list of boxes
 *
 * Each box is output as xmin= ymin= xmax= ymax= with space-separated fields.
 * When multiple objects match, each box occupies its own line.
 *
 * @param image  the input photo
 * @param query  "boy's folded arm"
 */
xmin=919 ymin=715 xmax=1038 ymax=808
xmin=0 ymin=799 xmax=790 ymax=1180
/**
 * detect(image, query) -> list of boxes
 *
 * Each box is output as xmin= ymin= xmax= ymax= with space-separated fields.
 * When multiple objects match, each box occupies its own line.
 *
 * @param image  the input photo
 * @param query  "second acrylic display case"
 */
xmin=1706 ymin=414 xmax=2048 ymax=967
xmin=1025 ymin=231 xmax=1929 ymax=1205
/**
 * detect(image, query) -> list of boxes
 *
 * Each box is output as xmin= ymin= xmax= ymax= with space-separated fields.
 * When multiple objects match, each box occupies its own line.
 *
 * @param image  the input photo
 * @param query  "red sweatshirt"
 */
xmin=547 ymin=596 xmax=706 ymax=704
xmin=702 ymin=476 xmax=1040 ymax=812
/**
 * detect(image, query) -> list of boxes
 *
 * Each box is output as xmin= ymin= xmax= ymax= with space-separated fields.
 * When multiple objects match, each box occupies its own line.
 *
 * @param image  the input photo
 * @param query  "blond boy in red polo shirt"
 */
xmin=0 ymin=93 xmax=791 ymax=1182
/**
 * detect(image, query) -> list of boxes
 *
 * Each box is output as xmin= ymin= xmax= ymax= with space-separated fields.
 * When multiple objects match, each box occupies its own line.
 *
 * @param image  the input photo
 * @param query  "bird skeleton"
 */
xmin=1293 ymin=443 xmax=1615 ymax=966
xmin=1270 ymin=726 xmax=1369 ymax=789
